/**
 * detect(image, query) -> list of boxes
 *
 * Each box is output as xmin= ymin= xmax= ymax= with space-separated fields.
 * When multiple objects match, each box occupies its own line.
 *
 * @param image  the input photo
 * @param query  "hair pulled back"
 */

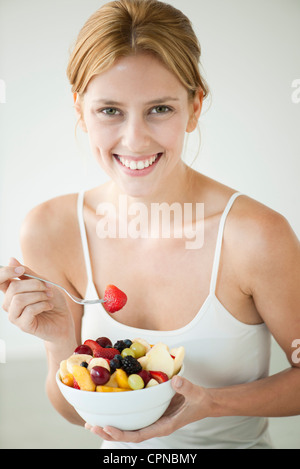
xmin=67 ymin=0 xmax=209 ymax=100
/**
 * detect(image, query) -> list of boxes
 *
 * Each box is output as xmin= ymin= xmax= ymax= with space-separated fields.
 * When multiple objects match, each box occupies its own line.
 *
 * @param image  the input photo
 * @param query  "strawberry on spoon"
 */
xmin=103 ymin=284 xmax=127 ymax=313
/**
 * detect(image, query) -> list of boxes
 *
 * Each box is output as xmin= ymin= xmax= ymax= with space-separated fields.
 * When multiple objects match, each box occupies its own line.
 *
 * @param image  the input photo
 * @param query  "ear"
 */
xmin=186 ymin=88 xmax=203 ymax=133
xmin=73 ymin=93 xmax=88 ymax=133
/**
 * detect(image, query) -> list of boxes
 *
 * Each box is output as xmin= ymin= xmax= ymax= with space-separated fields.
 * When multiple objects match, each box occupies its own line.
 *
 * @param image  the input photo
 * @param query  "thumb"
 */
xmin=8 ymin=257 xmax=23 ymax=267
xmin=171 ymin=375 xmax=193 ymax=395
xmin=8 ymin=258 xmax=37 ymax=277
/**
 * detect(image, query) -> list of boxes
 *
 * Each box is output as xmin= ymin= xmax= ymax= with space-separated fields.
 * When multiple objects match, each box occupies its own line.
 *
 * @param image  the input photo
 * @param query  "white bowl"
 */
xmin=56 ymin=367 xmax=183 ymax=431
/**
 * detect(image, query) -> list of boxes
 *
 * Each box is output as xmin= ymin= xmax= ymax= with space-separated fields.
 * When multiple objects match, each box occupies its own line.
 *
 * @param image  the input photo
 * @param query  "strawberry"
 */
xmin=73 ymin=378 xmax=80 ymax=389
xmin=83 ymin=339 xmax=119 ymax=360
xmin=103 ymin=285 xmax=127 ymax=313
xmin=83 ymin=339 xmax=103 ymax=356
xmin=149 ymin=371 xmax=169 ymax=384
xmin=94 ymin=347 xmax=120 ymax=360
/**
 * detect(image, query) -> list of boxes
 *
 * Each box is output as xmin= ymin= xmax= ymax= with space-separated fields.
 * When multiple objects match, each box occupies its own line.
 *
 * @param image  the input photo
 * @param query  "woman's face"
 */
xmin=78 ymin=53 xmax=201 ymax=199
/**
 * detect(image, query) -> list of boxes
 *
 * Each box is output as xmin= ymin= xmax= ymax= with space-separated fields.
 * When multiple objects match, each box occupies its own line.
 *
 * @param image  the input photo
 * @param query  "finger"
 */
xmin=5 ymin=258 xmax=45 ymax=282
xmin=103 ymin=425 xmax=149 ymax=443
xmin=8 ymin=257 xmax=23 ymax=267
xmin=9 ymin=300 xmax=53 ymax=333
xmin=3 ymin=279 xmax=51 ymax=311
xmin=5 ymin=291 xmax=53 ymax=319
xmin=7 ymin=277 xmax=50 ymax=295
xmin=85 ymin=424 xmax=116 ymax=441
xmin=0 ymin=265 xmax=25 ymax=281
xmin=171 ymin=376 xmax=195 ymax=397
xmin=0 ymin=265 xmax=26 ymax=293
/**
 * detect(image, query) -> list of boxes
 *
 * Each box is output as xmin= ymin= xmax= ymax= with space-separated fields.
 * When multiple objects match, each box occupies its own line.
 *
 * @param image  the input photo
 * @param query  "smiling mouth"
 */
xmin=114 ymin=153 xmax=162 ymax=171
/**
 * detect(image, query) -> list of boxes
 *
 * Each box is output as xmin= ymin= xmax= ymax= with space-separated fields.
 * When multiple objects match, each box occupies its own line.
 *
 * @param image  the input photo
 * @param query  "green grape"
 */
xmin=121 ymin=348 xmax=135 ymax=358
xmin=130 ymin=342 xmax=146 ymax=358
xmin=128 ymin=374 xmax=144 ymax=390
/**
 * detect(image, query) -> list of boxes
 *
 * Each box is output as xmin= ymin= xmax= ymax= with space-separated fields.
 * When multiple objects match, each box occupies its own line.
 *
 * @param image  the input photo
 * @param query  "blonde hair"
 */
xmin=66 ymin=0 xmax=209 ymax=100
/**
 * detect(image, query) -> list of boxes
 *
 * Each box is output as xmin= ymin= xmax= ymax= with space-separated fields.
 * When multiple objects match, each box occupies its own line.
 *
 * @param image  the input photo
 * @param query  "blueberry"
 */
xmin=80 ymin=361 xmax=89 ymax=368
xmin=109 ymin=355 xmax=122 ymax=372
xmin=123 ymin=339 xmax=132 ymax=348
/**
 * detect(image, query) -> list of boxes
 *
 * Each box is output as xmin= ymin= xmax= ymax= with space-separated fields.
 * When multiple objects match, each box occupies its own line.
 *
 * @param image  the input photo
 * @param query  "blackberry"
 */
xmin=113 ymin=340 xmax=128 ymax=353
xmin=121 ymin=356 xmax=142 ymax=375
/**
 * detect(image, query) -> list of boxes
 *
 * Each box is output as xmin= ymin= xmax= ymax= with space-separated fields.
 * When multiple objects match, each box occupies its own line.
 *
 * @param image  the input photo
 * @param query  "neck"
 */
xmin=110 ymin=161 xmax=197 ymax=208
xmin=96 ymin=163 xmax=202 ymax=243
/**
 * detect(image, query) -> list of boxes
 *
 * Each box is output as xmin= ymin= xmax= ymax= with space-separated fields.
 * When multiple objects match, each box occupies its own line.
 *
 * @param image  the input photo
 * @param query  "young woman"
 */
xmin=1 ymin=0 xmax=299 ymax=449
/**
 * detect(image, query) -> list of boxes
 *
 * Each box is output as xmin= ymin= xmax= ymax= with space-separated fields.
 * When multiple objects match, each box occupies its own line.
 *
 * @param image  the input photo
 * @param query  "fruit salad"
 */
xmin=59 ymin=337 xmax=184 ymax=392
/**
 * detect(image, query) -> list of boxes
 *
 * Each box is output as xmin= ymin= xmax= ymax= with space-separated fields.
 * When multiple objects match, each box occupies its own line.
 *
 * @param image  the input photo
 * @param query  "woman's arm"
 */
xmin=85 ymin=367 xmax=300 ymax=443
xmin=18 ymin=197 xmax=86 ymax=426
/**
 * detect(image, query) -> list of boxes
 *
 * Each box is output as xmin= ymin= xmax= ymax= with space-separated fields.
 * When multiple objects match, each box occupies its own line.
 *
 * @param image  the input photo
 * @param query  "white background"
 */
xmin=1 ymin=0 xmax=299 ymax=357
xmin=0 ymin=0 xmax=299 ymax=449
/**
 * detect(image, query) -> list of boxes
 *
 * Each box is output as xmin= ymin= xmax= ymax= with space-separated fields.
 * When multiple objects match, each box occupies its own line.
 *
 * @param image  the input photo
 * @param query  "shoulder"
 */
xmin=226 ymin=194 xmax=299 ymax=292
xmin=21 ymin=193 xmax=78 ymax=243
xmin=192 ymin=172 xmax=297 ymax=251
xmin=228 ymin=194 xmax=297 ymax=252
xmin=20 ymin=193 xmax=80 ymax=272
xmin=190 ymin=172 xmax=297 ymax=252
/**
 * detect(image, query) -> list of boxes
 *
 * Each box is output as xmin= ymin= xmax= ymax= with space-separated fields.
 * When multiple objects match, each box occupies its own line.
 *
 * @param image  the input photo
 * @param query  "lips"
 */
xmin=114 ymin=153 xmax=162 ymax=172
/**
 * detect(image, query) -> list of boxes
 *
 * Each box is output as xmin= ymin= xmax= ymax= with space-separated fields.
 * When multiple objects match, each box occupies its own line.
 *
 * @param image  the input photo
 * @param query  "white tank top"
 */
xmin=78 ymin=191 xmax=273 ymax=449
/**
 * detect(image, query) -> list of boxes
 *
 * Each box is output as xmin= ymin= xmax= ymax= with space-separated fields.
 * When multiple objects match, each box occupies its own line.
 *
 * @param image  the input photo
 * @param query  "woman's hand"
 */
xmin=0 ymin=258 xmax=75 ymax=344
xmin=85 ymin=375 xmax=213 ymax=443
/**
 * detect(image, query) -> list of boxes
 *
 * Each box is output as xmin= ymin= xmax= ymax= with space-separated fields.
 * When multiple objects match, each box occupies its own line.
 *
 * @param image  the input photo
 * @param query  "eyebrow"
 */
xmin=91 ymin=96 xmax=180 ymax=105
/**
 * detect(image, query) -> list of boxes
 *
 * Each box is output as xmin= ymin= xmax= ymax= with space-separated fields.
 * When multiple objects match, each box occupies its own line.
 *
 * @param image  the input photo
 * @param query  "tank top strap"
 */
xmin=77 ymin=191 xmax=94 ymax=286
xmin=209 ymin=192 xmax=243 ymax=294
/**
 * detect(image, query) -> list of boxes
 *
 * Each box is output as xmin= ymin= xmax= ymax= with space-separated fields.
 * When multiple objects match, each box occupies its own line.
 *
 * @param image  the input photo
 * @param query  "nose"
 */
xmin=121 ymin=114 xmax=151 ymax=153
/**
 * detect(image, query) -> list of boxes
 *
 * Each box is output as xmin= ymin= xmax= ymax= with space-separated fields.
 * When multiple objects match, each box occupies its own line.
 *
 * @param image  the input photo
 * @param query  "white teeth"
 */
xmin=118 ymin=154 xmax=160 ymax=170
